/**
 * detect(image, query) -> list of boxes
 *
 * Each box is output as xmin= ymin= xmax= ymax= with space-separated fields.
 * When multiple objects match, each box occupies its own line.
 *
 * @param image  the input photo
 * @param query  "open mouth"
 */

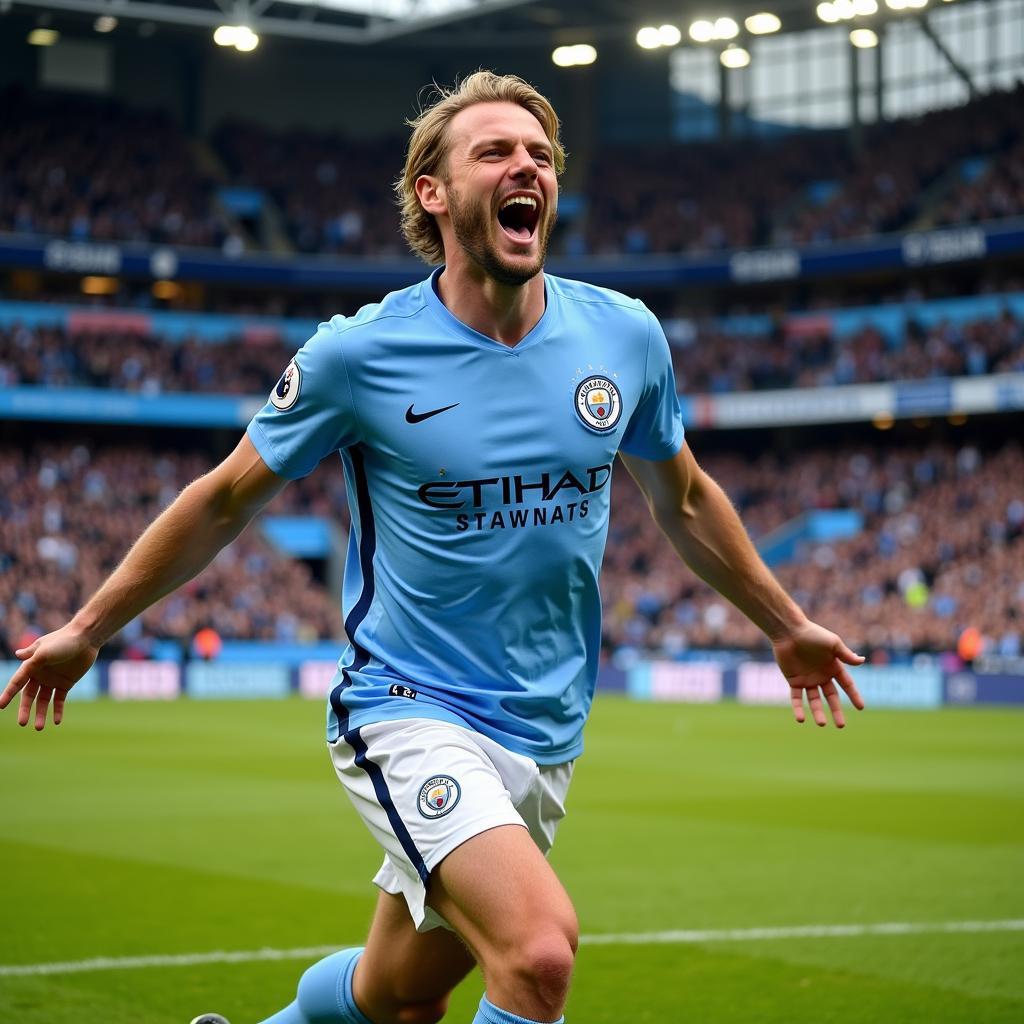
xmin=497 ymin=195 xmax=540 ymax=243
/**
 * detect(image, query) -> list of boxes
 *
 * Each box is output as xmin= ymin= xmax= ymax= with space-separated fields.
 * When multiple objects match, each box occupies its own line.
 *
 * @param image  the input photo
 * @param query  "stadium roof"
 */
xmin=7 ymin=0 xmax=959 ymax=48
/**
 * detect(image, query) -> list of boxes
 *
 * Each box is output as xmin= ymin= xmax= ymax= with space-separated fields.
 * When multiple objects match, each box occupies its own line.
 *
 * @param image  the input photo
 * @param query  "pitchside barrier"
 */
xmin=1 ymin=660 xmax=1021 ymax=708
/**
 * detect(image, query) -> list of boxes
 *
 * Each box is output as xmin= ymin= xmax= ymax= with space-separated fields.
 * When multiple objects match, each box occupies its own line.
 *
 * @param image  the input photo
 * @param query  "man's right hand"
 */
xmin=0 ymin=626 xmax=100 ymax=731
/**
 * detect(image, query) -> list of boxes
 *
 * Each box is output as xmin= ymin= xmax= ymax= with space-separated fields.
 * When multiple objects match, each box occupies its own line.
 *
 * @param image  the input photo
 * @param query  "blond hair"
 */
xmin=396 ymin=70 xmax=565 ymax=265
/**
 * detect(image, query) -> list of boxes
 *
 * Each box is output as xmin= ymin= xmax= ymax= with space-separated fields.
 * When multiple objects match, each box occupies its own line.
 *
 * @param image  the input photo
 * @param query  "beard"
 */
xmin=446 ymin=182 xmax=555 ymax=286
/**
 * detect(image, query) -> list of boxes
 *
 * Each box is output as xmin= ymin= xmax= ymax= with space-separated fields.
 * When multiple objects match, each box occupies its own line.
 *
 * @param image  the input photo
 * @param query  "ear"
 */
xmin=415 ymin=174 xmax=447 ymax=217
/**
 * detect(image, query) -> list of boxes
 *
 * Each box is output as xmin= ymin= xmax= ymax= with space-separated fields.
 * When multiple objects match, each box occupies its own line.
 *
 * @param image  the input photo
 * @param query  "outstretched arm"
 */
xmin=620 ymin=443 xmax=865 ymax=727
xmin=1 ymin=434 xmax=288 ymax=730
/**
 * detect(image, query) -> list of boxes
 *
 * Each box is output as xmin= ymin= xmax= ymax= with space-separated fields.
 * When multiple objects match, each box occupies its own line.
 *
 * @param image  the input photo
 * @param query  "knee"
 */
xmin=505 ymin=927 xmax=578 ymax=1008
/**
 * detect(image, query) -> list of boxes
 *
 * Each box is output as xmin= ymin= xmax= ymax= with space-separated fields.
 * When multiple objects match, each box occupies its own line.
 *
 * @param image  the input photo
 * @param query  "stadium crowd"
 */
xmin=2 ymin=307 xmax=1020 ymax=395
xmin=3 ymin=84 xmax=1023 ymax=258
xmin=601 ymin=440 xmax=1024 ymax=662
xmin=673 ymin=308 xmax=1024 ymax=393
xmin=0 ymin=443 xmax=344 ymax=658
xmin=1 ymin=435 xmax=1019 ymax=664
xmin=0 ymin=88 xmax=233 ymax=249
xmin=213 ymin=121 xmax=405 ymax=256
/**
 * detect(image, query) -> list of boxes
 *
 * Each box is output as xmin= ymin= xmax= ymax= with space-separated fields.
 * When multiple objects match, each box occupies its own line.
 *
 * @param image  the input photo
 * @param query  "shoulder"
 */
xmin=316 ymin=277 xmax=433 ymax=354
xmin=546 ymin=274 xmax=650 ymax=323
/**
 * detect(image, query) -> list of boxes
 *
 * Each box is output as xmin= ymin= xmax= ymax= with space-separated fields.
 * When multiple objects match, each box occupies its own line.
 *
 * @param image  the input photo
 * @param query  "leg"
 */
xmin=428 ymin=825 xmax=579 ymax=1023
xmin=259 ymin=890 xmax=475 ymax=1024
xmin=354 ymin=889 xmax=477 ymax=1024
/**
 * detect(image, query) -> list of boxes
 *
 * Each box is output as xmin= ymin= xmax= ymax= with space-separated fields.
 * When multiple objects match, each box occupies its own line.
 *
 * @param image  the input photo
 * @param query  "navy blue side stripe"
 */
xmin=330 ymin=445 xmax=375 ymax=734
xmin=345 ymin=726 xmax=430 ymax=885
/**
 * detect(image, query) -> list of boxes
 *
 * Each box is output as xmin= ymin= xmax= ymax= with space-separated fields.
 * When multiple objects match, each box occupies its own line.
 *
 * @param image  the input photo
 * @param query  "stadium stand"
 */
xmin=3 ymin=84 xmax=1022 ymax=258
xmin=602 ymin=441 xmax=1024 ymax=661
xmin=0 ymin=87 xmax=234 ymax=249
xmin=0 ymin=441 xmax=344 ymax=659
xmin=2 ymin=307 xmax=1020 ymax=394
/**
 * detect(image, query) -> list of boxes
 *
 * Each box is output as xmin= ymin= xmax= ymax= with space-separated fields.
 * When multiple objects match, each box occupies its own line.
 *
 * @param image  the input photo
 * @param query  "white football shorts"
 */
xmin=329 ymin=717 xmax=574 ymax=932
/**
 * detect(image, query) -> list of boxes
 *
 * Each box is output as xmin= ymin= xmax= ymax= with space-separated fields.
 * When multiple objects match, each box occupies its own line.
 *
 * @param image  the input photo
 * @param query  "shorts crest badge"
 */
xmin=271 ymin=359 xmax=300 ymax=411
xmin=574 ymin=375 xmax=621 ymax=433
xmin=417 ymin=775 xmax=461 ymax=819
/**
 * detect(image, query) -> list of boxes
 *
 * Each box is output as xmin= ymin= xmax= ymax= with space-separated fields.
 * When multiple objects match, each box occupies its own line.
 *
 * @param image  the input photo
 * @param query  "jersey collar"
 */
xmin=423 ymin=266 xmax=556 ymax=353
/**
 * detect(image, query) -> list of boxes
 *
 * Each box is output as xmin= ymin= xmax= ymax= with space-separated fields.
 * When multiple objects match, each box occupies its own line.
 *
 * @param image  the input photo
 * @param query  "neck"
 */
xmin=436 ymin=258 xmax=545 ymax=347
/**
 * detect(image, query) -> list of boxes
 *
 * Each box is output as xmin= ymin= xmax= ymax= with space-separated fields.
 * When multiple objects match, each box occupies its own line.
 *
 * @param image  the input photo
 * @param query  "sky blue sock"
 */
xmin=258 ymin=947 xmax=372 ymax=1024
xmin=472 ymin=994 xmax=565 ymax=1024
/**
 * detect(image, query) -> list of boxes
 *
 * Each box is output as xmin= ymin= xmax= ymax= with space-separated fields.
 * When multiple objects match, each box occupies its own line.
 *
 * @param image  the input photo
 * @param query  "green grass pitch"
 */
xmin=1 ymin=695 xmax=1022 ymax=1023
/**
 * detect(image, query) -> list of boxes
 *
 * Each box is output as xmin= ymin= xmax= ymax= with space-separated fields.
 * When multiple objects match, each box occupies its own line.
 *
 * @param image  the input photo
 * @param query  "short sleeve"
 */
xmin=247 ymin=323 xmax=361 ymax=479
xmin=619 ymin=308 xmax=685 ymax=461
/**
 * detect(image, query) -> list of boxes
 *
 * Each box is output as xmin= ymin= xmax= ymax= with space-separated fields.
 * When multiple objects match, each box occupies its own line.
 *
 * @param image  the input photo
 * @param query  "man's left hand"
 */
xmin=772 ymin=621 xmax=866 ymax=728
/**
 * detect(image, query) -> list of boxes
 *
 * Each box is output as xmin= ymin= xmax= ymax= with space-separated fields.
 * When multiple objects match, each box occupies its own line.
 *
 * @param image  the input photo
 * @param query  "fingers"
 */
xmin=790 ymin=687 xmax=806 ymax=724
xmin=18 ymin=680 xmax=39 ymax=728
xmin=15 ymin=640 xmax=40 ymax=660
xmin=0 ymin=660 xmax=33 ymax=710
xmin=806 ymin=685 xmax=827 ymax=727
xmin=821 ymin=680 xmax=845 ymax=729
xmin=834 ymin=639 xmax=865 ymax=667
xmin=834 ymin=661 xmax=866 ymax=710
xmin=53 ymin=689 xmax=66 ymax=726
xmin=34 ymin=687 xmax=54 ymax=732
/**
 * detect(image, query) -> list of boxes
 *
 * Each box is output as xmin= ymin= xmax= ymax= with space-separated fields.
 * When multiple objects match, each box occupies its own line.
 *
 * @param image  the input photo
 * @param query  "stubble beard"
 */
xmin=446 ymin=183 xmax=555 ymax=287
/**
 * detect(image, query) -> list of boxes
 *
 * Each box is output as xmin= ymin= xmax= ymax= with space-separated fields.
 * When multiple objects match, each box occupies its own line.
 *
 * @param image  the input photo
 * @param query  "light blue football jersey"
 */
xmin=248 ymin=269 xmax=684 ymax=763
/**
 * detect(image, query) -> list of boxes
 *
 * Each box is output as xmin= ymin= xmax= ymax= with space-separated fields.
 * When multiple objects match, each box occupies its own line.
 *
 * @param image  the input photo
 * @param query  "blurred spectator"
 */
xmin=0 ymin=443 xmax=345 ymax=656
xmin=601 ymin=441 xmax=1024 ymax=661
xmin=0 ymin=87 xmax=231 ymax=248
xmin=2 ymin=308 xmax=1019 ymax=399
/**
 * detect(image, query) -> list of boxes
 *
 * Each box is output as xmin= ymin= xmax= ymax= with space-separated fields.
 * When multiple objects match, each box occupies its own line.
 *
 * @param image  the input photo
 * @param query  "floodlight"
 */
xmin=234 ymin=26 xmax=259 ymax=50
xmin=689 ymin=20 xmax=714 ymax=42
xmin=720 ymin=45 xmax=750 ymax=68
xmin=817 ymin=2 xmax=841 ymax=21
xmin=214 ymin=25 xmax=238 ymax=46
xmin=637 ymin=26 xmax=662 ymax=48
xmin=658 ymin=24 xmax=682 ymax=45
xmin=884 ymin=0 xmax=908 ymax=8
xmin=94 ymin=15 xmax=117 ymax=32
xmin=833 ymin=0 xmax=856 ymax=19
xmin=552 ymin=44 xmax=596 ymax=66
xmin=714 ymin=17 xmax=739 ymax=39
xmin=27 ymin=27 xmax=59 ymax=45
xmin=745 ymin=13 xmax=782 ymax=34
xmin=850 ymin=27 xmax=878 ymax=46
xmin=852 ymin=0 xmax=878 ymax=13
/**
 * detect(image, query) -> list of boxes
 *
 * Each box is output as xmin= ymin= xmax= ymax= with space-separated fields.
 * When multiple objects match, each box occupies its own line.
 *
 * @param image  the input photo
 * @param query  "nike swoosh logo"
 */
xmin=405 ymin=402 xmax=460 ymax=424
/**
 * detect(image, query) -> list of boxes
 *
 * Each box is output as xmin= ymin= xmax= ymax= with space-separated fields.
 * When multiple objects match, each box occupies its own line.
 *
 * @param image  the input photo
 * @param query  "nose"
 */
xmin=508 ymin=143 xmax=539 ymax=180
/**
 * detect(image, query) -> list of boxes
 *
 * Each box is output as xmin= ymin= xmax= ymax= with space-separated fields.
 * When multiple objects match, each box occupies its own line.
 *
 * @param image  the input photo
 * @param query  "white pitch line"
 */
xmin=2 ymin=920 xmax=1022 ymax=978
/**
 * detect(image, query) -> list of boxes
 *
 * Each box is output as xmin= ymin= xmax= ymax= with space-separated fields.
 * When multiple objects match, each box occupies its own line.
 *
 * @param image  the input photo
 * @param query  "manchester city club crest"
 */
xmin=574 ymin=375 xmax=622 ymax=433
xmin=270 ymin=359 xmax=300 ymax=411
xmin=417 ymin=775 xmax=461 ymax=819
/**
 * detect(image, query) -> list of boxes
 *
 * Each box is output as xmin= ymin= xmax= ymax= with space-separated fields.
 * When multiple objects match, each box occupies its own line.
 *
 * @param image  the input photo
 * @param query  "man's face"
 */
xmin=440 ymin=101 xmax=558 ymax=286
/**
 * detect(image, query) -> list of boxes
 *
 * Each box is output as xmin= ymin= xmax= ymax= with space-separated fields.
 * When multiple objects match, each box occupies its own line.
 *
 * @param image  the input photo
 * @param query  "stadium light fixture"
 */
xmin=745 ymin=13 xmax=782 ymax=34
xmin=552 ymin=44 xmax=597 ymax=67
xmin=850 ymin=27 xmax=878 ymax=45
xmin=636 ymin=26 xmax=662 ymax=48
xmin=689 ymin=19 xmax=715 ymax=42
xmin=852 ymin=0 xmax=878 ymax=14
xmin=817 ymin=2 xmax=841 ymax=20
xmin=833 ymin=0 xmax=857 ymax=17
xmin=720 ymin=45 xmax=750 ymax=68
xmin=214 ymin=24 xmax=260 ymax=51
xmin=884 ymin=0 xmax=908 ymax=8
xmin=658 ymin=24 xmax=682 ymax=45
xmin=904 ymin=0 xmax=928 ymax=7
xmin=94 ymin=15 xmax=118 ymax=33
xmin=713 ymin=17 xmax=740 ymax=39
xmin=27 ymin=27 xmax=59 ymax=45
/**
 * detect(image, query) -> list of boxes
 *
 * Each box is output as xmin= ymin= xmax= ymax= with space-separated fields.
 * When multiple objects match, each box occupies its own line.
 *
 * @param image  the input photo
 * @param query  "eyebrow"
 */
xmin=469 ymin=137 xmax=553 ymax=156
